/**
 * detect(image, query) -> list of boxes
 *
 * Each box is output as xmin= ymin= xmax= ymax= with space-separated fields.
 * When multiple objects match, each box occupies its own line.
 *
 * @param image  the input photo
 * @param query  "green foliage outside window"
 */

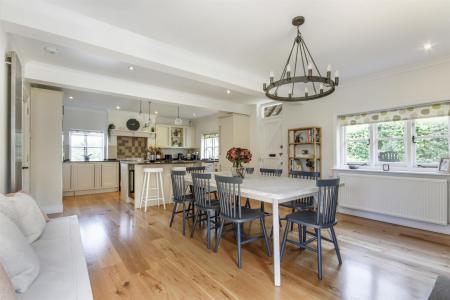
xmin=415 ymin=117 xmax=448 ymax=164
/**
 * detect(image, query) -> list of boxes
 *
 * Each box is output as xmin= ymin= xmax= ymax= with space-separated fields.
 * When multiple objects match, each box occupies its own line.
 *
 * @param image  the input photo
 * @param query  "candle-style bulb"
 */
xmin=263 ymin=83 xmax=267 ymax=90
xmin=334 ymin=70 xmax=340 ymax=86
xmin=319 ymin=83 xmax=324 ymax=94
xmin=286 ymin=64 xmax=291 ymax=79
xmin=308 ymin=63 xmax=313 ymax=76
xmin=270 ymin=71 xmax=274 ymax=83
xmin=327 ymin=65 xmax=332 ymax=79
xmin=304 ymin=86 xmax=309 ymax=97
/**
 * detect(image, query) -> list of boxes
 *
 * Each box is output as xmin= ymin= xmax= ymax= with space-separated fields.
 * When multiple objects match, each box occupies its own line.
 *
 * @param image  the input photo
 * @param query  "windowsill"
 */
xmin=333 ymin=167 xmax=450 ymax=176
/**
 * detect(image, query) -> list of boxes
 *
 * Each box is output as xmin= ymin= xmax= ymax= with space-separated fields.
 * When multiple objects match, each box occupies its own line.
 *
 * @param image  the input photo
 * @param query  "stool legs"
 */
xmin=159 ymin=172 xmax=166 ymax=209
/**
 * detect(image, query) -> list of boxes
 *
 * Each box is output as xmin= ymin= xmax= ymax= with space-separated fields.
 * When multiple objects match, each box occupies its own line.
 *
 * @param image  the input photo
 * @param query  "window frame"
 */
xmin=69 ymin=130 xmax=105 ymax=161
xmin=340 ymin=116 xmax=450 ymax=170
xmin=201 ymin=133 xmax=219 ymax=160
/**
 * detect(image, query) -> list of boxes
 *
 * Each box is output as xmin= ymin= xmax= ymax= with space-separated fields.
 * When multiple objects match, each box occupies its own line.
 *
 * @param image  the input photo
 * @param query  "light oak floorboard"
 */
xmin=57 ymin=192 xmax=450 ymax=300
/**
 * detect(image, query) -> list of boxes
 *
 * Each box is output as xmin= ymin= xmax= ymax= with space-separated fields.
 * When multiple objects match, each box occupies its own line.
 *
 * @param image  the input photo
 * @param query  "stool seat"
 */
xmin=139 ymin=168 xmax=166 ymax=212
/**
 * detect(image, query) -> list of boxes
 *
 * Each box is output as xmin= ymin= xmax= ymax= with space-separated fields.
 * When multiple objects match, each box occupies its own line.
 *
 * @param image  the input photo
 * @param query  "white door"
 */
xmin=260 ymin=119 xmax=283 ymax=169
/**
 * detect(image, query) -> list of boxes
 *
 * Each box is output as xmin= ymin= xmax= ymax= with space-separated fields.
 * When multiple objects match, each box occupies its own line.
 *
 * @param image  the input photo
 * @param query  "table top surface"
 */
xmin=185 ymin=172 xmax=318 ymax=204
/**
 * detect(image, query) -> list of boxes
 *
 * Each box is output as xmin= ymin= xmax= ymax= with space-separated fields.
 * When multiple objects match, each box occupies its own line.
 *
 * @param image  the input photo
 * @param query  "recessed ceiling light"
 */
xmin=43 ymin=46 xmax=59 ymax=55
xmin=68 ymin=96 xmax=74 ymax=100
xmin=193 ymin=113 xmax=197 ymax=117
xmin=154 ymin=111 xmax=158 ymax=114
xmin=128 ymin=66 xmax=134 ymax=71
xmin=116 ymin=106 xmax=121 ymax=110
xmin=226 ymin=89 xmax=231 ymax=95
xmin=423 ymin=43 xmax=433 ymax=51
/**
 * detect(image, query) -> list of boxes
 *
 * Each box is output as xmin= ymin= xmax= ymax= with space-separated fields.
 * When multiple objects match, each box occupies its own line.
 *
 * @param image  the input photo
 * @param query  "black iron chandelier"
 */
xmin=263 ymin=16 xmax=339 ymax=102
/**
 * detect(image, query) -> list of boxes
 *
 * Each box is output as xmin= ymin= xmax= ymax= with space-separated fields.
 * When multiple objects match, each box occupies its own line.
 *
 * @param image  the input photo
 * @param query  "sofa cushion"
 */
xmin=18 ymin=216 xmax=93 ymax=300
xmin=0 ymin=261 xmax=16 ymax=300
xmin=0 ymin=212 xmax=40 ymax=293
xmin=0 ymin=193 xmax=46 ymax=243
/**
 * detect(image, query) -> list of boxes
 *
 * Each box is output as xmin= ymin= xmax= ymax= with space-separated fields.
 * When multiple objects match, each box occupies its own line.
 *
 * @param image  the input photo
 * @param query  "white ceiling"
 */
xmin=41 ymin=0 xmax=450 ymax=79
xmin=62 ymin=88 xmax=217 ymax=119
xmin=12 ymin=35 xmax=256 ymax=104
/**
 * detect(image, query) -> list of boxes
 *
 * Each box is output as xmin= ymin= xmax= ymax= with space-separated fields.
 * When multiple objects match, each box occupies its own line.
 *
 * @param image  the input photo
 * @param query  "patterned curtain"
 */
xmin=338 ymin=102 xmax=450 ymax=126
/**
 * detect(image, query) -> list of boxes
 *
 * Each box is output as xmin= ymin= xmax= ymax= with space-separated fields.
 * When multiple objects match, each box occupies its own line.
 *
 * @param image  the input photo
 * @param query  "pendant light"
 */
xmin=138 ymin=100 xmax=143 ymax=115
xmin=174 ymin=105 xmax=183 ymax=125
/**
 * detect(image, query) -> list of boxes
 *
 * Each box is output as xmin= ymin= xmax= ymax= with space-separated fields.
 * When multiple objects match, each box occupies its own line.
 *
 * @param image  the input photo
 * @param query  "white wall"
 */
xmin=254 ymin=57 xmax=450 ymax=178
xmin=63 ymin=107 xmax=108 ymax=159
xmin=192 ymin=114 xmax=219 ymax=148
xmin=0 ymin=24 xmax=8 ymax=193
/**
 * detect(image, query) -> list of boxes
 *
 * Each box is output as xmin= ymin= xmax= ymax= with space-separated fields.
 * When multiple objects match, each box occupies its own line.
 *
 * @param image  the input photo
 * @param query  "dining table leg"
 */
xmin=272 ymin=199 xmax=281 ymax=286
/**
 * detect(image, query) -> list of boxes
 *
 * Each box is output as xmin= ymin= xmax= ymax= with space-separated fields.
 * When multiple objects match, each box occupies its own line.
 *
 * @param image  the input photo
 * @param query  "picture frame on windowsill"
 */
xmin=382 ymin=164 xmax=390 ymax=171
xmin=438 ymin=158 xmax=450 ymax=173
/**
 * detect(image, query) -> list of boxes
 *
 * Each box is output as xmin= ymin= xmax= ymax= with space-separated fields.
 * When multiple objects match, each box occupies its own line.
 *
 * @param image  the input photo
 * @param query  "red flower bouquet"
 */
xmin=226 ymin=147 xmax=252 ymax=177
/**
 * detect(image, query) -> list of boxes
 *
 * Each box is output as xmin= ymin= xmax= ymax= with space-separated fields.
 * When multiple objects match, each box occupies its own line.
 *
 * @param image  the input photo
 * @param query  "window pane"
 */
xmin=377 ymin=139 xmax=405 ymax=162
xmin=87 ymin=135 xmax=103 ymax=147
xmin=346 ymin=140 xmax=369 ymax=163
xmin=377 ymin=121 xmax=405 ymax=138
xmin=416 ymin=116 xmax=448 ymax=137
xmin=416 ymin=137 xmax=448 ymax=164
xmin=345 ymin=124 xmax=369 ymax=140
xmin=87 ymin=148 xmax=104 ymax=161
xmin=70 ymin=134 xmax=85 ymax=147
xmin=70 ymin=147 xmax=85 ymax=161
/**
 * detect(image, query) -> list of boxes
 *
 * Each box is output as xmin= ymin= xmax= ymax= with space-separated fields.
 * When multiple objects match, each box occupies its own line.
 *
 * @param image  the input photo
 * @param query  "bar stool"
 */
xmin=139 ymin=168 xmax=165 ymax=212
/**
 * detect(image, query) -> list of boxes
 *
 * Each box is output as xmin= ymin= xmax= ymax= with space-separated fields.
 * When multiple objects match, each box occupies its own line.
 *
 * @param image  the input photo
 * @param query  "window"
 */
xmin=414 ymin=116 xmax=449 ymax=165
xmin=70 ymin=130 xmax=104 ymax=161
xmin=343 ymin=124 xmax=370 ymax=164
xmin=376 ymin=121 xmax=406 ymax=163
xmin=341 ymin=116 xmax=450 ymax=169
xmin=201 ymin=133 xmax=219 ymax=160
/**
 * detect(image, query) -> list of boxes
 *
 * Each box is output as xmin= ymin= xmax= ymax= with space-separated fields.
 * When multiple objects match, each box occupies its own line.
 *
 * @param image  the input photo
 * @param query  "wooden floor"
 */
xmin=59 ymin=192 xmax=450 ymax=300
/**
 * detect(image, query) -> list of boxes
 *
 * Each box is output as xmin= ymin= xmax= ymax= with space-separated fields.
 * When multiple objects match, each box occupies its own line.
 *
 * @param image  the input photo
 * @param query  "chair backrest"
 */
xmin=245 ymin=167 xmax=254 ymax=174
xmin=186 ymin=166 xmax=206 ymax=174
xmin=316 ymin=178 xmax=340 ymax=226
xmin=290 ymin=170 xmax=320 ymax=180
xmin=191 ymin=173 xmax=213 ymax=208
xmin=260 ymin=168 xmax=282 ymax=176
xmin=171 ymin=170 xmax=187 ymax=202
xmin=215 ymin=175 xmax=243 ymax=219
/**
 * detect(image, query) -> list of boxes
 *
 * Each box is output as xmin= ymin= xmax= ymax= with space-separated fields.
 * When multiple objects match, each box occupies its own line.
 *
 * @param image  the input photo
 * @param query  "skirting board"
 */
xmin=339 ymin=207 xmax=450 ymax=235
xmin=64 ymin=188 xmax=119 ymax=197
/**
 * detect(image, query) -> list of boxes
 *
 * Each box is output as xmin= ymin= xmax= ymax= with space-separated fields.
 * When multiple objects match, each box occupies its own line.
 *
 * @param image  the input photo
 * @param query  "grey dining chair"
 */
xmin=243 ymin=167 xmax=255 ymax=208
xmin=190 ymin=173 xmax=220 ymax=249
xmin=169 ymin=170 xmax=195 ymax=236
xmin=259 ymin=168 xmax=282 ymax=213
xmin=280 ymin=178 xmax=342 ymax=279
xmin=281 ymin=171 xmax=320 ymax=210
xmin=186 ymin=166 xmax=206 ymax=173
xmin=214 ymin=175 xmax=272 ymax=268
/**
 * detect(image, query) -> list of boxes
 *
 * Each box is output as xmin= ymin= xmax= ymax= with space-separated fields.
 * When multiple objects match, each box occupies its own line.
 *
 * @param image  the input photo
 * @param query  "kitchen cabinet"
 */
xmin=63 ymin=164 xmax=72 ymax=191
xmin=156 ymin=124 xmax=195 ymax=148
xmin=63 ymin=162 xmax=119 ymax=195
xmin=156 ymin=125 xmax=170 ymax=147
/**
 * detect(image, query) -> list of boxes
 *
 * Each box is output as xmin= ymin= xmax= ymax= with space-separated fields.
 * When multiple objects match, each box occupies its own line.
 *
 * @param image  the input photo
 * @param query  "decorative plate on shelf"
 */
xmin=126 ymin=118 xmax=140 ymax=131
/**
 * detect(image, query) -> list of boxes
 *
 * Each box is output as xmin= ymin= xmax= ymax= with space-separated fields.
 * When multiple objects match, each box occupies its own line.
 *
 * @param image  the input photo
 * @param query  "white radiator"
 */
xmin=338 ymin=173 xmax=448 ymax=225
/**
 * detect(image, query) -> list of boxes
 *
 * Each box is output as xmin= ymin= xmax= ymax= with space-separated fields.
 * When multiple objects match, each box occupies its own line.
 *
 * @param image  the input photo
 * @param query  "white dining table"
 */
xmin=185 ymin=172 xmax=319 ymax=287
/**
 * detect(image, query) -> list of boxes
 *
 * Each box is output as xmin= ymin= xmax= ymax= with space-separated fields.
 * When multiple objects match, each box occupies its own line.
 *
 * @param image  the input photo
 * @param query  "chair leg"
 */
xmin=302 ymin=225 xmax=307 ymax=243
xmin=298 ymin=224 xmax=302 ymax=248
xmin=317 ymin=229 xmax=323 ymax=280
xmin=190 ymin=209 xmax=199 ymax=238
xmin=260 ymin=217 xmax=272 ymax=257
xmin=280 ymin=220 xmax=291 ymax=260
xmin=245 ymin=198 xmax=251 ymax=208
xmin=206 ymin=211 xmax=211 ymax=249
xmin=214 ymin=211 xmax=218 ymax=238
xmin=330 ymin=226 xmax=342 ymax=265
xmin=214 ymin=218 xmax=225 ymax=252
xmin=159 ymin=172 xmax=166 ymax=210
xmin=290 ymin=208 xmax=295 ymax=231
xmin=169 ymin=203 xmax=177 ymax=227
xmin=260 ymin=202 xmax=264 ymax=213
xmin=182 ymin=202 xmax=186 ymax=236
xmin=236 ymin=222 xmax=242 ymax=268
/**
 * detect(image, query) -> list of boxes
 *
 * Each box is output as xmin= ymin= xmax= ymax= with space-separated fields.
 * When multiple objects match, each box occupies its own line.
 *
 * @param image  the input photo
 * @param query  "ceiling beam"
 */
xmin=25 ymin=61 xmax=252 ymax=115
xmin=1 ymin=0 xmax=264 ymax=97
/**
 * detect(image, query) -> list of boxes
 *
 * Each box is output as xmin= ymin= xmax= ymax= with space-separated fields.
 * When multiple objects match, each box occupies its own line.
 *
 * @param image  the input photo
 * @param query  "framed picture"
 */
xmin=382 ymin=164 xmax=390 ymax=171
xmin=438 ymin=158 xmax=450 ymax=173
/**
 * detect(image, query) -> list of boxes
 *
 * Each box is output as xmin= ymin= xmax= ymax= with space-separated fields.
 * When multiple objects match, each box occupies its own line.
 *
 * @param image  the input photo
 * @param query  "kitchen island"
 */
xmin=120 ymin=161 xmax=203 ymax=208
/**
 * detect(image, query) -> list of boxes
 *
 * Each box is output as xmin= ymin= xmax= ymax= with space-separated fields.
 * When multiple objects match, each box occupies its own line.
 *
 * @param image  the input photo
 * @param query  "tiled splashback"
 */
xmin=117 ymin=136 xmax=148 ymax=159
